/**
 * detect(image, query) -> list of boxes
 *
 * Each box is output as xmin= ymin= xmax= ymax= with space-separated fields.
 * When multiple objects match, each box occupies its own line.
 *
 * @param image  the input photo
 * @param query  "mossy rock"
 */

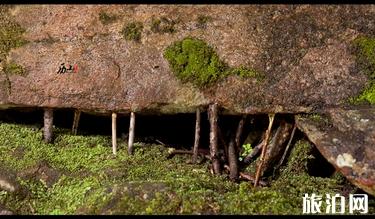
xmin=229 ymin=66 xmax=265 ymax=81
xmin=196 ymin=15 xmax=212 ymax=29
xmin=349 ymin=36 xmax=375 ymax=105
xmin=99 ymin=11 xmax=118 ymax=25
xmin=150 ymin=17 xmax=176 ymax=34
xmin=0 ymin=6 xmax=28 ymax=63
xmin=121 ymin=22 xmax=143 ymax=42
xmin=164 ymin=37 xmax=264 ymax=88
xmin=4 ymin=62 xmax=26 ymax=76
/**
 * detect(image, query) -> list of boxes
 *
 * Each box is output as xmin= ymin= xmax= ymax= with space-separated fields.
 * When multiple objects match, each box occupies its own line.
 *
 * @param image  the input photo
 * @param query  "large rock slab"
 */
xmin=296 ymin=107 xmax=375 ymax=196
xmin=0 ymin=5 xmax=374 ymax=114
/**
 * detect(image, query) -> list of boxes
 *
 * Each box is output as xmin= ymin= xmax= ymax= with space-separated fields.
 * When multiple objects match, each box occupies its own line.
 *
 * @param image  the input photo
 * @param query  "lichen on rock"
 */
xmin=121 ymin=22 xmax=144 ymax=42
xmin=0 ymin=6 xmax=27 ymax=63
xmin=150 ymin=17 xmax=177 ymax=34
xmin=3 ymin=62 xmax=26 ymax=76
xmin=99 ymin=11 xmax=118 ymax=25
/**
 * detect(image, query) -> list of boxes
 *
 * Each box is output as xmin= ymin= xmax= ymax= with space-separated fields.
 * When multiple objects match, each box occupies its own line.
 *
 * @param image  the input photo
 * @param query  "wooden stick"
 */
xmin=228 ymin=115 xmax=247 ymax=181
xmin=235 ymin=115 xmax=247 ymax=153
xmin=43 ymin=108 xmax=54 ymax=143
xmin=192 ymin=108 xmax=201 ymax=163
xmin=208 ymin=103 xmax=221 ymax=175
xmin=242 ymin=139 xmax=265 ymax=164
xmin=224 ymin=165 xmax=268 ymax=186
xmin=217 ymin=127 xmax=228 ymax=161
xmin=72 ymin=109 xmax=81 ymax=135
xmin=128 ymin=112 xmax=136 ymax=155
xmin=277 ymin=123 xmax=297 ymax=168
xmin=254 ymin=114 xmax=275 ymax=187
xmin=112 ymin=112 xmax=117 ymax=155
xmin=167 ymin=148 xmax=211 ymax=160
xmin=228 ymin=138 xmax=238 ymax=181
xmin=239 ymin=172 xmax=268 ymax=187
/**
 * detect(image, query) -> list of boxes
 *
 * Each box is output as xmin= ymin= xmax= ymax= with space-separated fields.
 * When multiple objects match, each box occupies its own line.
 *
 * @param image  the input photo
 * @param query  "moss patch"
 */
xmin=352 ymin=83 xmax=375 ymax=104
xmin=196 ymin=15 xmax=212 ymax=29
xmin=164 ymin=37 xmax=264 ymax=88
xmin=229 ymin=66 xmax=265 ymax=81
xmin=121 ymin=22 xmax=143 ymax=42
xmin=0 ymin=6 xmax=27 ymax=94
xmin=150 ymin=17 xmax=176 ymax=34
xmin=0 ymin=123 xmax=372 ymax=215
xmin=99 ymin=11 xmax=118 ymax=25
xmin=4 ymin=62 xmax=26 ymax=76
xmin=349 ymin=36 xmax=375 ymax=105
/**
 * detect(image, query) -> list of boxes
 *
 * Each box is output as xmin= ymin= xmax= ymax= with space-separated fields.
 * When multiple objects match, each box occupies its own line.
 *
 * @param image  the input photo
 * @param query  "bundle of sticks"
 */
xmin=167 ymin=104 xmax=297 ymax=187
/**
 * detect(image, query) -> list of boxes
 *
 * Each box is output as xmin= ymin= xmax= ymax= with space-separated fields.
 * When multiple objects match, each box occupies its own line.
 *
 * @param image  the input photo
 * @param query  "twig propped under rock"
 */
xmin=192 ymin=108 xmax=201 ymax=163
xmin=254 ymin=114 xmax=275 ymax=187
xmin=128 ymin=112 xmax=136 ymax=155
xmin=112 ymin=112 xmax=117 ymax=155
xmin=43 ymin=108 xmax=54 ymax=144
xmin=208 ymin=103 xmax=221 ymax=175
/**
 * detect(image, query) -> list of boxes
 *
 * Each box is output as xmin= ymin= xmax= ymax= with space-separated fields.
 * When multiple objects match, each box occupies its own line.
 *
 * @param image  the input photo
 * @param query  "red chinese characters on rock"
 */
xmin=57 ymin=63 xmax=78 ymax=74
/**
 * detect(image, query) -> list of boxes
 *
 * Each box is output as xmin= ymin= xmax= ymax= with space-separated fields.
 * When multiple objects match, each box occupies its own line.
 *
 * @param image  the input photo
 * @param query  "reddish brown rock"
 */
xmin=0 ymin=5 xmax=373 ymax=114
xmin=296 ymin=107 xmax=375 ymax=196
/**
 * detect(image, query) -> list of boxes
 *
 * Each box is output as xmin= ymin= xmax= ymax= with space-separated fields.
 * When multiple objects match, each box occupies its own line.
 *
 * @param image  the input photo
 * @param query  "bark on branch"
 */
xmin=228 ymin=115 xmax=247 ymax=181
xmin=72 ymin=109 xmax=81 ymax=135
xmin=192 ymin=108 xmax=201 ymax=163
xmin=43 ymin=108 xmax=54 ymax=143
xmin=128 ymin=112 xmax=136 ymax=155
xmin=209 ymin=103 xmax=221 ymax=175
xmin=112 ymin=112 xmax=117 ymax=155
xmin=254 ymin=114 xmax=275 ymax=187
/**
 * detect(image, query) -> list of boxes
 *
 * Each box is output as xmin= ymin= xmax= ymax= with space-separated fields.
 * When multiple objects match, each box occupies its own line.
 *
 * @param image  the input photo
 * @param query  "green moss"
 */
xmin=163 ymin=37 xmax=227 ymax=87
xmin=99 ymin=11 xmax=117 ymax=25
xmin=196 ymin=15 xmax=212 ymax=29
xmin=282 ymin=140 xmax=315 ymax=174
xmin=229 ymin=66 xmax=265 ymax=82
xmin=354 ymin=36 xmax=375 ymax=79
xmin=164 ymin=37 xmax=265 ymax=88
xmin=307 ymin=113 xmax=322 ymax=122
xmin=121 ymin=22 xmax=143 ymax=42
xmin=150 ymin=17 xmax=176 ymax=34
xmin=350 ymin=82 xmax=375 ymax=105
xmin=3 ymin=62 xmax=26 ymax=76
xmin=349 ymin=36 xmax=375 ymax=105
xmin=0 ymin=123 xmax=371 ymax=215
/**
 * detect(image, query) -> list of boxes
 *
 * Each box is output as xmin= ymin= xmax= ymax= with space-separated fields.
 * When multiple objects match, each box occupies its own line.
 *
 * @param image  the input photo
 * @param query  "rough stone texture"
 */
xmin=296 ymin=108 xmax=375 ymax=196
xmin=0 ymin=5 xmax=374 ymax=114
xmin=0 ymin=166 xmax=22 ymax=194
xmin=17 ymin=161 xmax=61 ymax=188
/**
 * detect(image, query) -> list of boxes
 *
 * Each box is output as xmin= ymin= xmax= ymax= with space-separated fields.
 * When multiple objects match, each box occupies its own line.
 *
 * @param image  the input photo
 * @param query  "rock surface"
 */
xmin=296 ymin=107 xmax=375 ymax=196
xmin=0 ymin=166 xmax=22 ymax=194
xmin=0 ymin=5 xmax=374 ymax=114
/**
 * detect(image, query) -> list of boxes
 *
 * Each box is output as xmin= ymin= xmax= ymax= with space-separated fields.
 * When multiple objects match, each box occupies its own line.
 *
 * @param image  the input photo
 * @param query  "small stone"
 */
xmin=0 ymin=209 xmax=13 ymax=215
xmin=143 ymin=193 xmax=148 ymax=200
xmin=0 ymin=168 xmax=20 ymax=193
